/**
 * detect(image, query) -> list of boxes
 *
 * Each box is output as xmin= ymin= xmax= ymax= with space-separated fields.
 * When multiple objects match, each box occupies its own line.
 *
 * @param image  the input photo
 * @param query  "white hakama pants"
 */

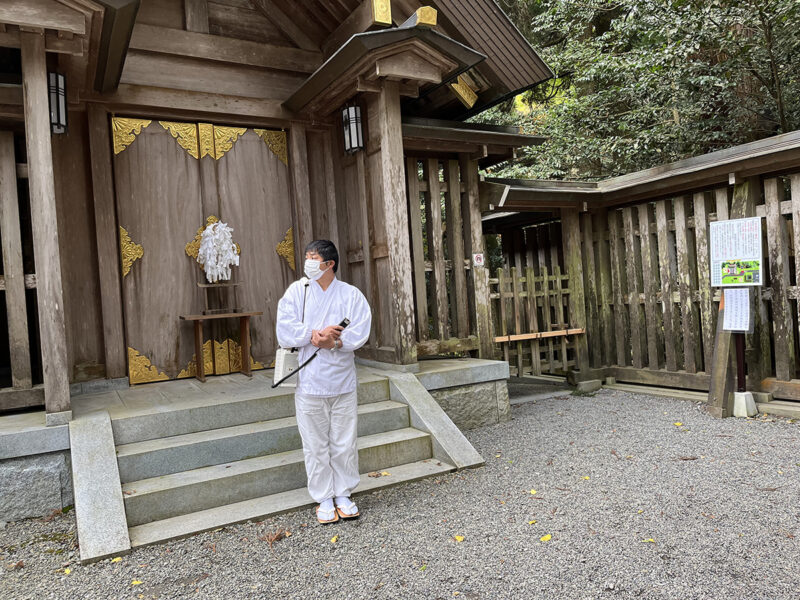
xmin=294 ymin=391 xmax=360 ymax=503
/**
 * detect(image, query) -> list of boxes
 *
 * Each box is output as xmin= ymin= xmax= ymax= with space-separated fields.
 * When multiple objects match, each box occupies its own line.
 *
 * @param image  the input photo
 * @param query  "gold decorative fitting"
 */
xmin=178 ymin=340 xmax=213 ymax=378
xmin=159 ymin=121 xmax=199 ymax=158
xmin=185 ymin=216 xmax=241 ymax=266
xmin=119 ymin=226 xmax=143 ymax=277
xmin=198 ymin=123 xmax=247 ymax=160
xmin=450 ymin=75 xmax=478 ymax=108
xmin=371 ymin=0 xmax=392 ymax=25
xmin=128 ymin=347 xmax=169 ymax=384
xmin=415 ymin=6 xmax=437 ymax=27
xmin=254 ymin=129 xmax=288 ymax=166
xmin=276 ymin=227 xmax=295 ymax=271
xmin=214 ymin=339 xmax=231 ymax=375
xmin=112 ymin=117 xmax=152 ymax=154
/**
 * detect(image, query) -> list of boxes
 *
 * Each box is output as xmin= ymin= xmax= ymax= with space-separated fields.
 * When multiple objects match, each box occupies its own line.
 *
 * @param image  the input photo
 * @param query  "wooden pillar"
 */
xmin=561 ymin=208 xmax=590 ymax=376
xmin=87 ymin=105 xmax=127 ymax=378
xmin=376 ymin=80 xmax=416 ymax=364
xmin=459 ymin=153 xmax=493 ymax=359
xmin=20 ymin=32 xmax=71 ymax=423
xmin=289 ymin=123 xmax=313 ymax=264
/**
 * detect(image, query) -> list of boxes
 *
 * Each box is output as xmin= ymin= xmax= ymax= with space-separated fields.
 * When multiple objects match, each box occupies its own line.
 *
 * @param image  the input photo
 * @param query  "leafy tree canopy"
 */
xmin=475 ymin=0 xmax=800 ymax=180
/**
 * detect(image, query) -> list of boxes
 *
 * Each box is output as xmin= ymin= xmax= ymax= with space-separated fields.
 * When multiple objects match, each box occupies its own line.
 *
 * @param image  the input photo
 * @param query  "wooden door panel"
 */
xmin=216 ymin=129 xmax=294 ymax=366
xmin=113 ymin=123 xmax=205 ymax=380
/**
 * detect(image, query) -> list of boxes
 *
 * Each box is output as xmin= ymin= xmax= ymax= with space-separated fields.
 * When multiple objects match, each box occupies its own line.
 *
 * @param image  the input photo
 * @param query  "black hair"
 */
xmin=304 ymin=239 xmax=339 ymax=273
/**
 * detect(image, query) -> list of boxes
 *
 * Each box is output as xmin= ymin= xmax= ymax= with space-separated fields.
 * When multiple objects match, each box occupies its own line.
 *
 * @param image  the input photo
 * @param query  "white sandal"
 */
xmin=335 ymin=498 xmax=360 ymax=519
xmin=316 ymin=504 xmax=339 ymax=524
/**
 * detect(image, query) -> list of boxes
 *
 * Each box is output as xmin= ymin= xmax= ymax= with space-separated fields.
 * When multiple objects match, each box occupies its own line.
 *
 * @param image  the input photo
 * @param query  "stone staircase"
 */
xmin=70 ymin=370 xmax=483 ymax=561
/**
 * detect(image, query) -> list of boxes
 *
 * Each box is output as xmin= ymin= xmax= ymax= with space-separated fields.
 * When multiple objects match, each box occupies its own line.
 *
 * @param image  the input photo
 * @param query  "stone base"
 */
xmin=733 ymin=391 xmax=757 ymax=418
xmin=0 ymin=451 xmax=73 ymax=521
xmin=429 ymin=380 xmax=510 ymax=430
xmin=46 ymin=410 xmax=72 ymax=427
xmin=576 ymin=379 xmax=602 ymax=393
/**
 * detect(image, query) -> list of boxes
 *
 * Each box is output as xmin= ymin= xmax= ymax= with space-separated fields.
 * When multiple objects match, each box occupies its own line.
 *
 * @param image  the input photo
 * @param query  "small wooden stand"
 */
xmin=179 ymin=311 xmax=263 ymax=382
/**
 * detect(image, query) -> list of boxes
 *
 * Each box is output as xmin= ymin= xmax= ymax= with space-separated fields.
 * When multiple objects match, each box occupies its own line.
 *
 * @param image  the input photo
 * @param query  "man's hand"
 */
xmin=311 ymin=329 xmax=338 ymax=349
xmin=320 ymin=325 xmax=344 ymax=340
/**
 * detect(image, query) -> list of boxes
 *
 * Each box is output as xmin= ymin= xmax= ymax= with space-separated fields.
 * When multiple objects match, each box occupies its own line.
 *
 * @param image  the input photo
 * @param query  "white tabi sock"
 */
xmin=335 ymin=496 xmax=358 ymax=515
xmin=320 ymin=498 xmax=334 ymax=513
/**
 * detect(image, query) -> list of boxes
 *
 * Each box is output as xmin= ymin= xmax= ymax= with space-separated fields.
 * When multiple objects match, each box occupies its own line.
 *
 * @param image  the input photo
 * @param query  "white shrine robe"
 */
xmin=275 ymin=276 xmax=372 ymax=501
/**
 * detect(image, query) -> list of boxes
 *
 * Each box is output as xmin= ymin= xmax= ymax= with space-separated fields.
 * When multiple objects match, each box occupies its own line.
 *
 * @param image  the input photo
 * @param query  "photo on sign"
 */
xmin=720 ymin=260 xmax=761 ymax=285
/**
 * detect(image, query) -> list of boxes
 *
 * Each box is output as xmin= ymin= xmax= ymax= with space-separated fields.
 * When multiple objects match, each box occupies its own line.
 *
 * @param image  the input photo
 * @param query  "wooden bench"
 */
xmin=179 ymin=311 xmax=263 ymax=382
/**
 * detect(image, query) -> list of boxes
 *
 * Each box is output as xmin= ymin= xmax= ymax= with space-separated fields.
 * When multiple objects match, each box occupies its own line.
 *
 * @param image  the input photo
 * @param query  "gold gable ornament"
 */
xmin=128 ymin=347 xmax=169 ymax=384
xmin=254 ymin=129 xmax=288 ymax=165
xmin=199 ymin=123 xmax=247 ymax=160
xmin=159 ymin=121 xmax=200 ymax=158
xmin=276 ymin=227 xmax=295 ymax=271
xmin=112 ymin=117 xmax=152 ymax=154
xmin=450 ymin=75 xmax=478 ymax=109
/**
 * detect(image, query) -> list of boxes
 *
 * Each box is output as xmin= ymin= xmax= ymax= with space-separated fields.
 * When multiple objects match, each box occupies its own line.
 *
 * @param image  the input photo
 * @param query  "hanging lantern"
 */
xmin=48 ymin=72 xmax=67 ymax=134
xmin=342 ymin=105 xmax=363 ymax=154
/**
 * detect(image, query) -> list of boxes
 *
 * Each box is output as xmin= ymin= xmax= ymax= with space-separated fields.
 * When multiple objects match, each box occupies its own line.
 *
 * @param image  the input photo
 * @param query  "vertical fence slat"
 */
xmin=511 ymin=266 xmax=524 ymax=375
xmin=623 ymin=207 xmax=644 ymax=369
xmin=593 ymin=210 xmax=614 ymax=366
xmin=638 ymin=203 xmax=661 ymax=369
xmin=497 ymin=268 xmax=509 ymax=365
xmin=562 ymin=208 xmax=589 ymax=373
xmin=405 ymin=157 xmax=428 ymax=341
xmin=608 ymin=210 xmax=628 ymax=366
xmin=553 ymin=264 xmax=569 ymax=371
xmin=655 ymin=200 xmax=678 ymax=371
xmin=674 ymin=196 xmax=698 ymax=373
xmin=540 ymin=265 xmax=554 ymax=372
xmin=714 ymin=188 xmax=729 ymax=221
xmin=693 ymin=192 xmax=715 ymax=372
xmin=423 ymin=158 xmax=448 ymax=340
xmin=444 ymin=159 xmax=469 ymax=339
xmin=581 ymin=212 xmax=600 ymax=367
xmin=765 ymin=177 xmax=795 ymax=381
xmin=526 ymin=266 xmax=542 ymax=375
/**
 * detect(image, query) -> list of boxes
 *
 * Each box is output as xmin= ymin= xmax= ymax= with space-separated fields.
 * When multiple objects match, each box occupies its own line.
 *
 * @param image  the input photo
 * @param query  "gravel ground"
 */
xmin=2 ymin=388 xmax=800 ymax=600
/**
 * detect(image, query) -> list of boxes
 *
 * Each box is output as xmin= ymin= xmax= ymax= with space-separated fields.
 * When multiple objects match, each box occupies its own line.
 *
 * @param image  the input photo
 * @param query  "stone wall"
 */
xmin=429 ymin=379 xmax=510 ymax=430
xmin=0 ymin=451 xmax=73 ymax=522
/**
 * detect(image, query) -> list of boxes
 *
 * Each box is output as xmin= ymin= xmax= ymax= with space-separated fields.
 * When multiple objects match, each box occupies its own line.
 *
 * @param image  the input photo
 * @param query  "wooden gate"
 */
xmin=111 ymin=118 xmax=294 ymax=384
xmin=0 ymin=131 xmax=43 ymax=409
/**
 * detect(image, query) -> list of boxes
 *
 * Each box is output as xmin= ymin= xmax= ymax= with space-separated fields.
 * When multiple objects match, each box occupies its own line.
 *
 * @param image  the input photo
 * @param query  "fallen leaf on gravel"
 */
xmin=539 ymin=534 xmax=552 ymax=542
xmin=330 ymin=535 xmax=338 ymax=544
xmin=637 ymin=510 xmax=643 ymax=514
xmin=529 ymin=489 xmax=537 ymax=495
xmin=454 ymin=535 xmax=465 ymax=542
xmin=131 ymin=580 xmax=142 ymax=585
xmin=673 ymin=422 xmax=683 ymax=427
xmin=582 ymin=476 xmax=590 ymax=480
xmin=679 ymin=456 xmax=699 ymax=461
xmin=64 ymin=568 xmax=71 ymax=575
xmin=419 ymin=564 xmax=427 ymax=571
xmin=381 ymin=471 xmax=391 ymax=476
xmin=111 ymin=557 xmax=121 ymax=563
xmin=641 ymin=539 xmax=655 ymax=543
xmin=6 ymin=561 xmax=23 ymax=570
xmin=528 ymin=520 xmax=537 ymax=525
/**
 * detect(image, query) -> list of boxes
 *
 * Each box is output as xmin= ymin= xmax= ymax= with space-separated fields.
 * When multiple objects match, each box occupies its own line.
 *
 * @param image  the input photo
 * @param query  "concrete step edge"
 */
xmin=122 ymin=428 xmax=430 ymax=497
xmin=128 ymin=458 xmax=455 ymax=549
xmin=116 ymin=400 xmax=407 ymax=458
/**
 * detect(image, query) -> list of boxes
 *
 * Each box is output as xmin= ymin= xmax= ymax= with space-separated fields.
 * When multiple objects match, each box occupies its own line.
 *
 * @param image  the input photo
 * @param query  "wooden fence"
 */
xmin=556 ymin=174 xmax=800 ymax=399
xmin=405 ymin=155 xmax=490 ymax=357
xmin=489 ymin=265 xmax=584 ymax=376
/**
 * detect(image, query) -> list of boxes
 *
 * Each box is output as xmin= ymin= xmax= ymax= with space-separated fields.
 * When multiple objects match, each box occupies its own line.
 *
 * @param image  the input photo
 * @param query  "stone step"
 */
xmin=756 ymin=400 xmax=800 ymax=418
xmin=122 ymin=428 xmax=432 ymax=527
xmin=110 ymin=377 xmax=391 ymax=445
xmin=116 ymin=401 xmax=409 ymax=483
xmin=128 ymin=458 xmax=454 ymax=549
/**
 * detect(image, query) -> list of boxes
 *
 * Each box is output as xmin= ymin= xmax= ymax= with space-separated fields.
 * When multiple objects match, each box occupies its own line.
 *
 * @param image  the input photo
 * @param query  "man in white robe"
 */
xmin=276 ymin=240 xmax=372 ymax=524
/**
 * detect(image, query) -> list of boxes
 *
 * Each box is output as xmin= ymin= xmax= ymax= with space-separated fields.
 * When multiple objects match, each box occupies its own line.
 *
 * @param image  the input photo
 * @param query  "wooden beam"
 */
xmin=495 ymin=329 xmax=585 ymax=343
xmin=445 ymin=159 xmax=468 ymax=338
xmin=0 ymin=1 xmax=85 ymax=35
xmin=87 ymin=105 xmax=127 ymax=379
xmin=184 ymin=0 xmax=209 ymax=33
xmin=0 ymin=30 xmax=83 ymax=55
xmin=129 ymin=24 xmax=322 ymax=74
xmin=424 ymin=158 xmax=448 ymax=340
xmin=0 ymin=132 xmax=32 ymax=389
xmin=20 ymin=31 xmax=71 ymax=418
xmin=322 ymin=0 xmax=392 ymax=58
xmin=406 ymin=157 xmax=429 ymax=341
xmin=417 ymin=335 xmax=478 ymax=357
xmin=289 ymin=124 xmax=313 ymax=266
xmin=375 ymin=51 xmax=442 ymax=83
xmin=707 ymin=294 xmax=735 ymax=417
xmin=250 ymin=0 xmax=320 ymax=52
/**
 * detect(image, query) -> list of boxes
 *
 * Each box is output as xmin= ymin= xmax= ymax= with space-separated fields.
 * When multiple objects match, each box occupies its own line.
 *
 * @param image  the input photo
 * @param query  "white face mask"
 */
xmin=304 ymin=258 xmax=329 ymax=281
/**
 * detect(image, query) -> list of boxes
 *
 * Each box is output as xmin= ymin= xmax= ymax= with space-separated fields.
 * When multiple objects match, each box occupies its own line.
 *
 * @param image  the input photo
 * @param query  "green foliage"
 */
xmin=478 ymin=0 xmax=800 ymax=180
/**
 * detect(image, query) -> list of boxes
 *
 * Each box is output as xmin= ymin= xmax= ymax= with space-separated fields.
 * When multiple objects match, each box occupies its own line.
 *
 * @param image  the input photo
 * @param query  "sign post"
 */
xmin=710 ymin=217 xmax=763 ymax=415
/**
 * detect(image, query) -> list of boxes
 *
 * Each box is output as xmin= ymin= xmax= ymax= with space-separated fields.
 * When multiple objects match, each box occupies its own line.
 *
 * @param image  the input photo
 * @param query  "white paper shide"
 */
xmin=197 ymin=220 xmax=240 ymax=283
